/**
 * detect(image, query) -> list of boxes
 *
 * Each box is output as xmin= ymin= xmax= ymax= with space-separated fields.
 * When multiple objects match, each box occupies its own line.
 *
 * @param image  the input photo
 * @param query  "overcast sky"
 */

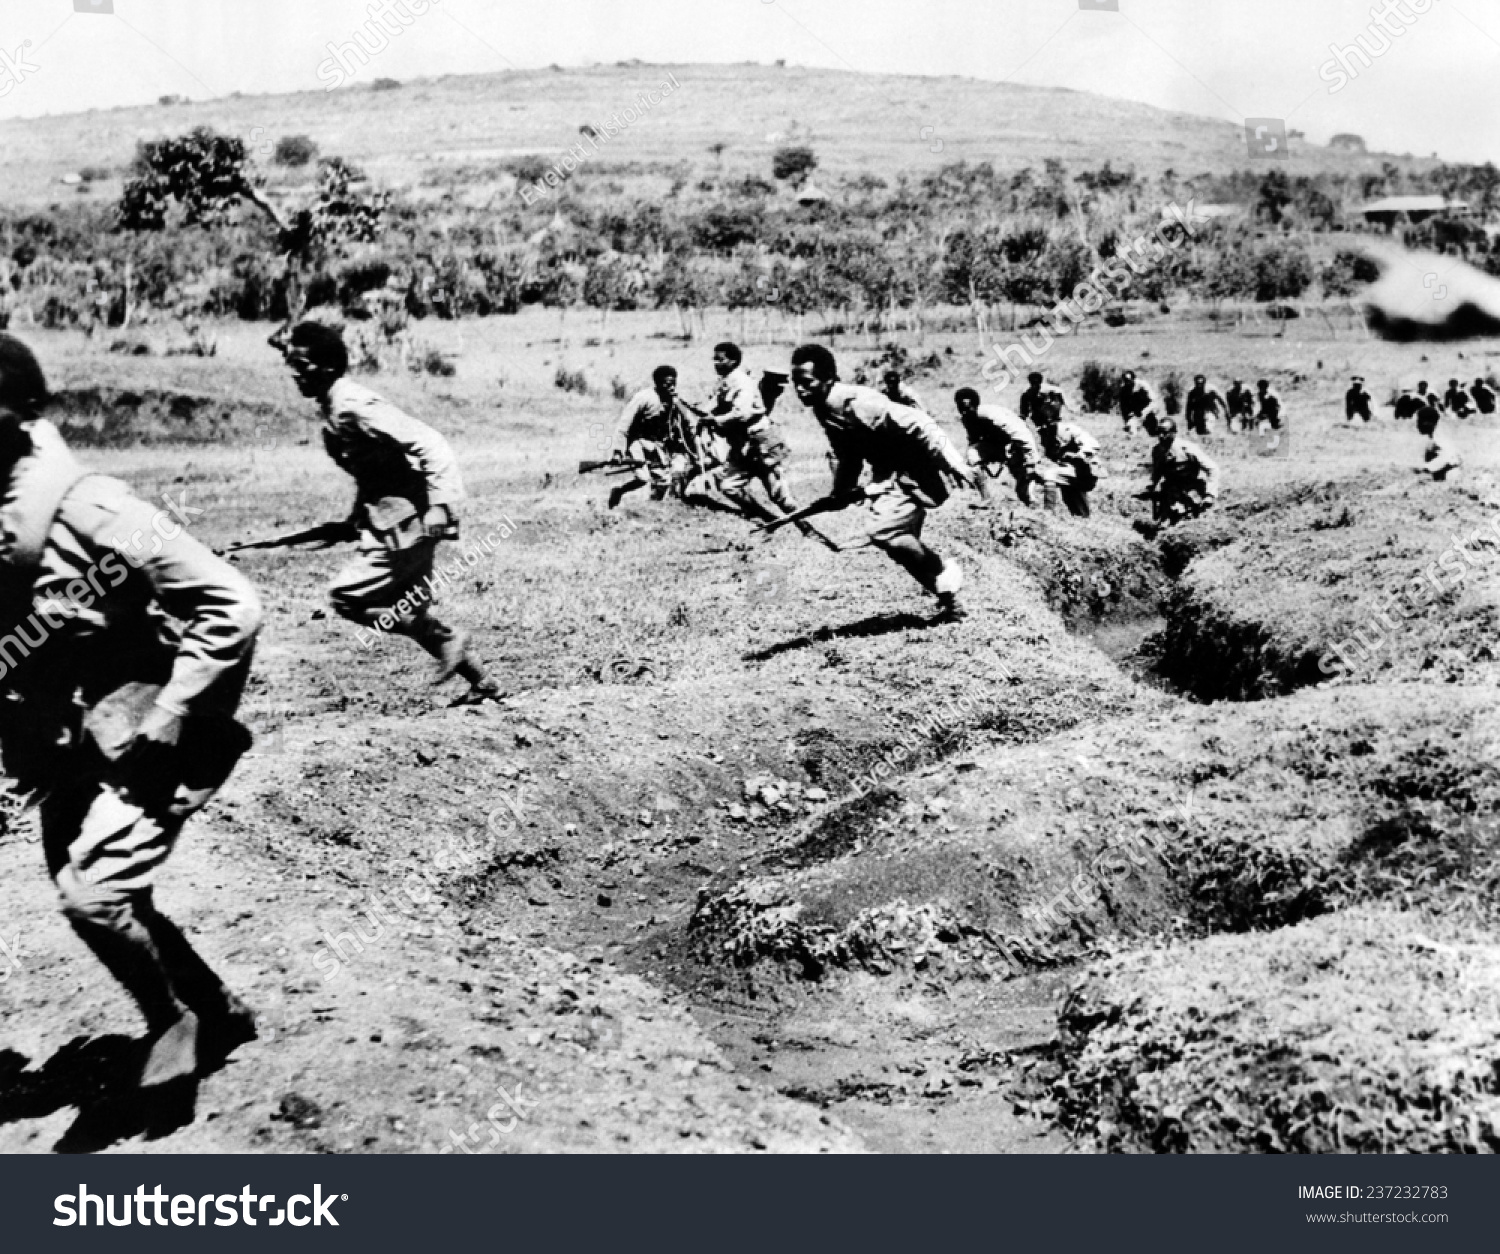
xmin=3 ymin=0 xmax=1498 ymax=161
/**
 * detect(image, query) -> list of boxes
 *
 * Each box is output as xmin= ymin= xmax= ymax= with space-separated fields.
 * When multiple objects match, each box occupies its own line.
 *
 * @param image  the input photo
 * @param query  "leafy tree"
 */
xmin=273 ymin=134 xmax=319 ymax=168
xmin=771 ymin=146 xmax=818 ymax=186
xmin=117 ymin=128 xmax=387 ymax=325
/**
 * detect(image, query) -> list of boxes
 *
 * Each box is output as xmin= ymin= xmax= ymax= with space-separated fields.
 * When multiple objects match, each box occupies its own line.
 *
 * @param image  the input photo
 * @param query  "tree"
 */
xmin=117 ymin=128 xmax=387 ymax=326
xmin=273 ymin=135 xmax=319 ymax=167
xmin=771 ymin=146 xmax=818 ymax=187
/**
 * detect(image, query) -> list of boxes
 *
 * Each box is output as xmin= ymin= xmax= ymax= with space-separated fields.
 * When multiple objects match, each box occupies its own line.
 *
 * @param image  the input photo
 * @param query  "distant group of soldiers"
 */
xmin=602 ymin=347 xmax=1229 ymax=597
xmin=1348 ymin=375 xmax=1498 ymax=423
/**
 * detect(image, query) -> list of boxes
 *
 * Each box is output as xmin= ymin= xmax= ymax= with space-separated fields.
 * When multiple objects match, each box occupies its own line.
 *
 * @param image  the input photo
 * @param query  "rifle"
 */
xmin=578 ymin=457 xmax=648 ymax=475
xmin=225 ymin=521 xmax=355 ymax=554
xmin=755 ymin=495 xmax=852 ymax=537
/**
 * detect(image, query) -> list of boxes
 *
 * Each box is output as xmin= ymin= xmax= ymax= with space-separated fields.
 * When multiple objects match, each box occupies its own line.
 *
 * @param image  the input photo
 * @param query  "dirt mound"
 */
xmin=1155 ymin=472 xmax=1500 ymax=700
xmin=1022 ymin=908 xmax=1500 ymax=1153
xmin=50 ymin=386 xmax=286 ymax=446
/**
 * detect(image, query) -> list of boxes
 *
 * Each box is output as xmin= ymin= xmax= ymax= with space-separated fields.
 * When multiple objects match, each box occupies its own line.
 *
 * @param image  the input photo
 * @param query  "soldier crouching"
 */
xmin=0 ymin=333 xmax=261 ymax=1090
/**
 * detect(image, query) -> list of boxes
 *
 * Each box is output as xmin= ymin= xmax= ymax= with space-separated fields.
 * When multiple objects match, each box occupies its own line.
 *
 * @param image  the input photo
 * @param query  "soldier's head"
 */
xmin=281 ymin=321 xmax=348 ymax=399
xmin=1417 ymin=380 xmax=1430 ymax=393
xmin=1449 ymin=378 xmax=1460 ymax=389
xmin=1257 ymin=378 xmax=1270 ymax=392
xmin=652 ymin=365 xmax=678 ymax=400
xmin=1121 ymin=370 xmax=1136 ymax=385
xmin=0 ymin=333 xmax=48 ymax=423
xmin=882 ymin=369 xmax=903 ymax=393
xmin=713 ymin=341 xmax=742 ymax=378
xmin=1154 ymin=416 xmax=1179 ymax=443
xmin=790 ymin=344 xmax=839 ymax=407
xmin=953 ymin=387 xmax=981 ymax=420
xmin=0 ymin=334 xmax=45 ymax=468
xmin=1232 ymin=378 xmax=1244 ymax=388
xmin=1416 ymin=405 xmax=1441 ymax=435
xmin=1193 ymin=374 xmax=1206 ymax=386
xmin=1352 ymin=376 xmax=1364 ymax=385
xmin=1027 ymin=372 xmax=1044 ymax=388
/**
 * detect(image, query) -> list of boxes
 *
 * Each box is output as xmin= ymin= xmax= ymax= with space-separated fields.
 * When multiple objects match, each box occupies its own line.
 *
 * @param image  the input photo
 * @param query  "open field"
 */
xmin=1 ymin=304 xmax=1497 ymax=1153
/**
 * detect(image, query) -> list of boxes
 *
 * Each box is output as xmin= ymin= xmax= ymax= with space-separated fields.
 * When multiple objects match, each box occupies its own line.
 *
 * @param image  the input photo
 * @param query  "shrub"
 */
xmin=554 ymin=366 xmax=588 ymax=395
xmin=273 ymin=135 xmax=319 ymax=168
xmin=412 ymin=347 xmax=455 ymax=377
xmin=772 ymin=146 xmax=818 ymax=185
xmin=1078 ymin=361 xmax=1119 ymax=414
xmin=372 ymin=78 xmax=402 ymax=92
xmin=611 ymin=376 xmax=628 ymax=401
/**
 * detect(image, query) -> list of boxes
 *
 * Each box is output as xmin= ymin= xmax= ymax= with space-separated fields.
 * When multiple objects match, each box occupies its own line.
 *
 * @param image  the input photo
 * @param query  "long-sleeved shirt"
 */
xmin=706 ymin=367 xmax=768 ymax=446
xmin=962 ymin=405 xmax=1040 ymax=473
xmin=321 ymin=378 xmax=464 ymax=533
xmin=615 ymin=387 xmax=678 ymax=446
xmin=1039 ymin=421 xmax=1100 ymax=465
xmin=0 ymin=438 xmax=260 ymax=718
xmin=1256 ymin=389 xmax=1284 ymax=425
xmin=1226 ymin=385 xmax=1254 ymax=417
xmin=1120 ymin=382 xmax=1161 ymax=421
xmin=1185 ymin=385 xmax=1227 ymax=426
xmin=1151 ymin=437 xmax=1221 ymax=500
xmin=812 ymin=385 xmax=969 ymax=506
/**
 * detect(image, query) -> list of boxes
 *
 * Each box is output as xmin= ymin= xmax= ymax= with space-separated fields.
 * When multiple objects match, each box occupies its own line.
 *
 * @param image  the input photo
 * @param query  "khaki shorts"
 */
xmin=718 ymin=425 xmax=790 ymax=494
xmin=860 ymin=479 xmax=927 ymax=546
xmin=330 ymin=537 xmax=439 ymax=626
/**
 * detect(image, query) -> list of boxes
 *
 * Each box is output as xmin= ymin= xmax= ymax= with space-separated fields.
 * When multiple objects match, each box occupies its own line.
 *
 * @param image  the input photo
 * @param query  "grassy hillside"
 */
xmin=0 ymin=62 xmax=1412 ymax=210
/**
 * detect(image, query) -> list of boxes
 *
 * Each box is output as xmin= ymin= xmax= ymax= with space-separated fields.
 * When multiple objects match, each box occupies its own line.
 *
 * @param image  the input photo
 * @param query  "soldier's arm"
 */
xmin=881 ymin=402 xmax=971 ymax=480
xmin=362 ymin=407 xmax=466 ymax=507
xmin=96 ymin=496 xmax=263 ymax=718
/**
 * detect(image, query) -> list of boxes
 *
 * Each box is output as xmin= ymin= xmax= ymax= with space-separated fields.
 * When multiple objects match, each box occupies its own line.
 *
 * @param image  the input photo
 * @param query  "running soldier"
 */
xmin=954 ymin=388 xmax=1043 ymax=507
xmin=1443 ymin=378 xmax=1473 ymax=418
xmin=1415 ymin=380 xmax=1440 ymax=412
xmin=1345 ymin=376 xmax=1373 ymax=423
xmin=1117 ymin=371 xmax=1162 ymax=435
xmin=1254 ymin=379 xmax=1284 ymax=430
xmin=1472 ymin=377 xmax=1497 ymax=415
xmin=1033 ymin=393 xmax=1102 ymax=517
xmin=782 ymin=345 xmax=975 ymax=621
xmin=1415 ymin=405 xmax=1462 ymax=481
xmin=276 ymin=322 xmax=500 ymax=701
xmin=1146 ymin=417 xmax=1221 ymax=525
xmin=880 ymin=370 xmax=928 ymax=413
xmin=0 ymin=334 xmax=262 ymax=1088
xmin=683 ymin=342 xmax=801 ymax=525
xmin=608 ymin=366 xmax=702 ymax=509
xmin=1184 ymin=375 xmax=1228 ymax=436
xmin=1393 ymin=387 xmax=1421 ymax=420
xmin=1226 ymin=379 xmax=1254 ymax=433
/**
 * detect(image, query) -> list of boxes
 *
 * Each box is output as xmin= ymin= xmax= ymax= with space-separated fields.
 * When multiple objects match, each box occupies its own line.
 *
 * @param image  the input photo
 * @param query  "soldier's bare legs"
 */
xmin=331 ymin=543 xmax=501 ymax=699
